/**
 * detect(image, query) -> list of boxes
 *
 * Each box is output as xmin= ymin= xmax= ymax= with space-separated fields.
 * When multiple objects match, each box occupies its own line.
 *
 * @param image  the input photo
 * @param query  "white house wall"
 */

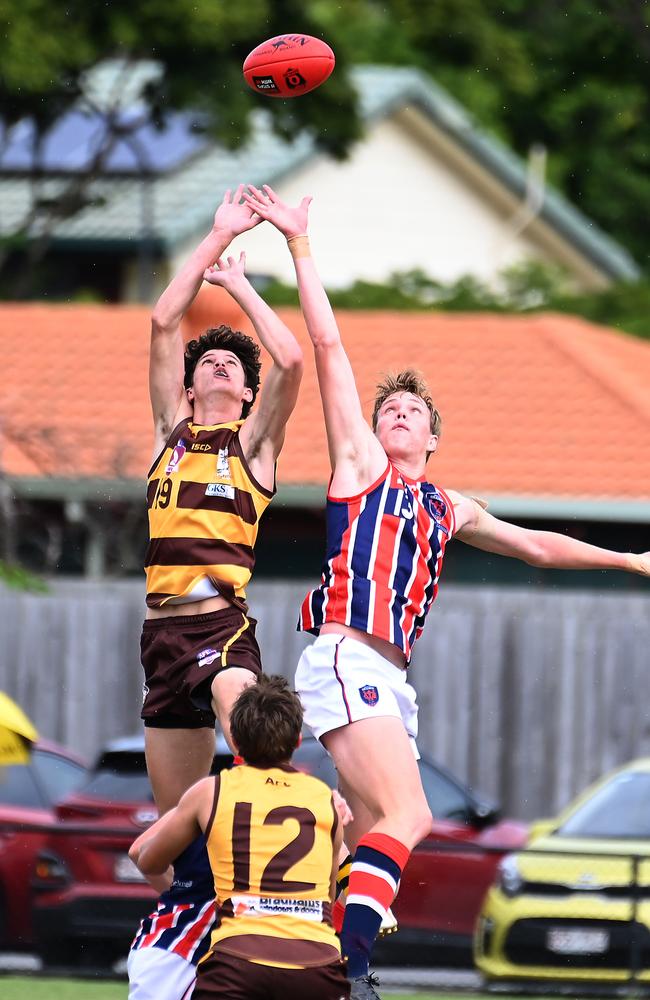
xmin=170 ymin=112 xmax=602 ymax=292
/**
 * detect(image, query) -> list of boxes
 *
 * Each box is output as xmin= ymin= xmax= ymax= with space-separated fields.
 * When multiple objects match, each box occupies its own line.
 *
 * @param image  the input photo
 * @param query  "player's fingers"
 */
xmin=300 ymin=195 xmax=313 ymax=211
xmin=262 ymin=184 xmax=278 ymax=202
xmin=239 ymin=251 xmax=246 ymax=265
xmin=227 ymin=256 xmax=235 ymax=266
xmin=243 ymin=194 xmax=268 ymax=216
xmin=216 ymin=257 xmax=227 ymax=270
xmin=233 ymin=183 xmax=244 ymax=204
xmin=221 ymin=189 xmax=231 ymax=205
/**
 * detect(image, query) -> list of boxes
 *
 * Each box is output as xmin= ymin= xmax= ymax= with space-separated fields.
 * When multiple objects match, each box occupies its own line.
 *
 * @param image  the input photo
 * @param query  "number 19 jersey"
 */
xmin=204 ymin=765 xmax=340 ymax=969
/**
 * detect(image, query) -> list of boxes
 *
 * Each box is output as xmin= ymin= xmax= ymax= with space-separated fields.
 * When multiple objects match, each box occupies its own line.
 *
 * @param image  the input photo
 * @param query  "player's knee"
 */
xmin=399 ymin=803 xmax=433 ymax=848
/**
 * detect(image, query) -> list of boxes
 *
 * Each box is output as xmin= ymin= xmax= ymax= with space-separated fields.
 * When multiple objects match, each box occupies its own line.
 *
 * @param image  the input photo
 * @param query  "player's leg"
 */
xmin=323 ymin=717 xmax=432 ymax=989
xmin=334 ymin=777 xmax=399 ymax=939
xmin=210 ymin=666 xmax=257 ymax=752
xmin=145 ymin=726 xmax=216 ymax=814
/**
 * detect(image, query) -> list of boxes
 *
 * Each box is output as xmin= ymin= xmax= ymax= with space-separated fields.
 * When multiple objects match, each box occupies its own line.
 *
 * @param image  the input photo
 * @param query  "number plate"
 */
xmin=114 ymin=854 xmax=147 ymax=883
xmin=547 ymin=928 xmax=609 ymax=955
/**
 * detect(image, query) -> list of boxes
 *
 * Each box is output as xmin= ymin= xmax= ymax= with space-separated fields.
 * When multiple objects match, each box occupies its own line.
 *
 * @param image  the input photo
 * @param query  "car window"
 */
xmin=0 ymin=762 xmax=46 ymax=808
xmin=81 ymin=771 xmax=155 ymax=802
xmin=31 ymin=749 xmax=87 ymax=804
xmin=558 ymin=772 xmax=650 ymax=838
xmin=418 ymin=760 xmax=472 ymax=822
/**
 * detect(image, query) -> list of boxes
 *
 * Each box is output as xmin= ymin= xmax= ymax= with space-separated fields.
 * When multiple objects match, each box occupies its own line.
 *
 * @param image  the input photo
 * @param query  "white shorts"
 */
xmin=128 ymin=946 xmax=196 ymax=1000
xmin=295 ymin=633 xmax=420 ymax=756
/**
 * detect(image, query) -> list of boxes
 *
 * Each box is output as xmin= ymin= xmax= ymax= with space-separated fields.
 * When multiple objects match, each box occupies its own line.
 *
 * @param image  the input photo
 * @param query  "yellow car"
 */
xmin=475 ymin=758 xmax=650 ymax=986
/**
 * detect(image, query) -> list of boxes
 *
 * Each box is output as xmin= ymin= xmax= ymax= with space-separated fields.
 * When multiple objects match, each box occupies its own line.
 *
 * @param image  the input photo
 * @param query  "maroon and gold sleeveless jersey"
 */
xmin=145 ymin=418 xmax=274 ymax=608
xmin=203 ymin=765 xmax=340 ymax=969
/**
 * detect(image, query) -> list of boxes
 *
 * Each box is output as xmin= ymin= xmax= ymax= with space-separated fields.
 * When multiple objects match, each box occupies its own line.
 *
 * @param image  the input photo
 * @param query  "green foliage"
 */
xmin=321 ymin=0 xmax=650 ymax=269
xmin=0 ymin=0 xmax=362 ymax=157
xmin=0 ymin=560 xmax=49 ymax=593
xmin=258 ymin=262 xmax=650 ymax=340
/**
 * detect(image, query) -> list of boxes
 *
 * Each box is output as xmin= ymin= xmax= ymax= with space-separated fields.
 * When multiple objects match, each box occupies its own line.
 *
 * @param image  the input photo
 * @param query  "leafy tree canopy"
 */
xmin=0 ymin=0 xmax=361 ymax=155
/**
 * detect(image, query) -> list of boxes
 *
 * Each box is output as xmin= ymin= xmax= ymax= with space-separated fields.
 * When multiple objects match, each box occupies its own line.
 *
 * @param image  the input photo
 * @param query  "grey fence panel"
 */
xmin=0 ymin=579 xmax=649 ymax=819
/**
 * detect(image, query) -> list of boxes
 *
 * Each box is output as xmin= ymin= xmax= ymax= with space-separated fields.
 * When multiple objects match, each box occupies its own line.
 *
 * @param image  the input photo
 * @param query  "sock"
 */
xmin=333 ymin=852 xmax=352 ymax=933
xmin=340 ymin=833 xmax=410 ymax=979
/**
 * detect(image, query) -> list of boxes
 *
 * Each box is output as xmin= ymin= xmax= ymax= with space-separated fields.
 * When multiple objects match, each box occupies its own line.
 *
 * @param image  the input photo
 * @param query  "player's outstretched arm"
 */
xmin=149 ymin=186 xmax=261 ymax=458
xmin=243 ymin=185 xmax=385 ymax=488
xmin=451 ymin=491 xmax=650 ymax=575
xmin=129 ymin=779 xmax=210 ymax=877
xmin=203 ymin=249 xmax=303 ymax=488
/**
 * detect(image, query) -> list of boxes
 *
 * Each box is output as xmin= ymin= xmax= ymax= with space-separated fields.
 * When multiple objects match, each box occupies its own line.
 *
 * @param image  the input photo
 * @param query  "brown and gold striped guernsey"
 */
xmin=203 ymin=765 xmax=341 ymax=970
xmin=145 ymin=418 xmax=274 ymax=608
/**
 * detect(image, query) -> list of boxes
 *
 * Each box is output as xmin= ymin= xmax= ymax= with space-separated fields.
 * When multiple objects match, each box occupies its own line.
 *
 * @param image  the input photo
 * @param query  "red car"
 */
xmin=32 ymin=736 xmax=527 ymax=966
xmin=0 ymin=739 xmax=88 ymax=948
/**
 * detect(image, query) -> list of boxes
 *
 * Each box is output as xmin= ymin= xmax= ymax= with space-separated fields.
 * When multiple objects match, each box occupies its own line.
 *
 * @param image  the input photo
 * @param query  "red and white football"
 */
xmin=243 ymin=34 xmax=335 ymax=99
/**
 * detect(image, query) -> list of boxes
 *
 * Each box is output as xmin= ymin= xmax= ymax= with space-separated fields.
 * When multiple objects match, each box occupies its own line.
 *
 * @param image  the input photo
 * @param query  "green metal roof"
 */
xmin=0 ymin=66 xmax=639 ymax=281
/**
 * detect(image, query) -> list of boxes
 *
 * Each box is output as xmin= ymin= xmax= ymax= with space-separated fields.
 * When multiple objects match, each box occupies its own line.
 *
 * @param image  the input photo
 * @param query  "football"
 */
xmin=243 ymin=34 xmax=335 ymax=98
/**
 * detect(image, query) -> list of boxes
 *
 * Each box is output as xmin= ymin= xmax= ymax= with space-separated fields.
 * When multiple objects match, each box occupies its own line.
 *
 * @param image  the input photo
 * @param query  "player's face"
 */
xmin=188 ymin=349 xmax=252 ymax=410
xmin=375 ymin=392 xmax=438 ymax=462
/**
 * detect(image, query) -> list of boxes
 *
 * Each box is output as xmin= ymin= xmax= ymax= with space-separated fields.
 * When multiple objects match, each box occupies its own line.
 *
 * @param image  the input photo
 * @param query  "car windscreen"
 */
xmin=80 ymin=770 xmax=155 ymax=802
xmin=558 ymin=772 xmax=650 ymax=838
xmin=0 ymin=762 xmax=46 ymax=808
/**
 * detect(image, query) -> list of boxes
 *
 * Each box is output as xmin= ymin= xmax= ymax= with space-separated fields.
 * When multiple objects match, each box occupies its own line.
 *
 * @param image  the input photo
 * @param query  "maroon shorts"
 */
xmin=192 ymin=951 xmax=350 ymax=1000
xmin=140 ymin=607 xmax=262 ymax=728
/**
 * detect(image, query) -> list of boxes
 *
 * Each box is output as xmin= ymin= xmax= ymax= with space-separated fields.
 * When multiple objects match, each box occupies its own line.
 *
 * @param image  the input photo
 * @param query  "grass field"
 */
xmin=0 ymin=978 xmax=559 ymax=1000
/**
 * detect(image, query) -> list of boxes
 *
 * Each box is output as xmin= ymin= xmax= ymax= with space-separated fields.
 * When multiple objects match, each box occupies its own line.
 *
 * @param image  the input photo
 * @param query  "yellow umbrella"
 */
xmin=0 ymin=691 xmax=39 ymax=765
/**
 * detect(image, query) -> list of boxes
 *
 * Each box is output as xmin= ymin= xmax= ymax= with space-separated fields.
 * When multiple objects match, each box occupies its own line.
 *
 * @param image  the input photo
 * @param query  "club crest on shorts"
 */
xmin=165 ymin=439 xmax=186 ymax=475
xmin=196 ymin=647 xmax=221 ymax=668
xmin=359 ymin=684 xmax=379 ymax=706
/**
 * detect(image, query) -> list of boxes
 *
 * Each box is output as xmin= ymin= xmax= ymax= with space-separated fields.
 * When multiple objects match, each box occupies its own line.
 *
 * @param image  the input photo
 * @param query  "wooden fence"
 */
xmin=1 ymin=579 xmax=649 ymax=820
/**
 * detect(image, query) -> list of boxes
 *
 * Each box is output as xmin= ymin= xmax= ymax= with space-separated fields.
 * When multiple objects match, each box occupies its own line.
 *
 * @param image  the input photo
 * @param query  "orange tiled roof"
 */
xmin=2 ymin=292 xmax=650 ymax=503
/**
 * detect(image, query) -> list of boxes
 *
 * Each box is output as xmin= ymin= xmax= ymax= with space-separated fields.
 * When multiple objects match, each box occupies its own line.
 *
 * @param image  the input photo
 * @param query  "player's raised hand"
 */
xmin=203 ymin=251 xmax=248 ymax=290
xmin=244 ymin=184 xmax=312 ymax=239
xmin=213 ymin=185 xmax=262 ymax=239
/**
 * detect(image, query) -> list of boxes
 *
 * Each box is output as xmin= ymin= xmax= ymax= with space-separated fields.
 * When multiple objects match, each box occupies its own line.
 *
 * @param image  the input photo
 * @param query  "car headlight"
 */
xmin=498 ymin=854 xmax=523 ymax=897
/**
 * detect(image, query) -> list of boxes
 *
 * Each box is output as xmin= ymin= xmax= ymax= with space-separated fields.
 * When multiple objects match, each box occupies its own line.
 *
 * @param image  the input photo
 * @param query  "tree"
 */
xmin=317 ymin=0 xmax=650 ymax=269
xmin=0 ymin=0 xmax=362 ymax=292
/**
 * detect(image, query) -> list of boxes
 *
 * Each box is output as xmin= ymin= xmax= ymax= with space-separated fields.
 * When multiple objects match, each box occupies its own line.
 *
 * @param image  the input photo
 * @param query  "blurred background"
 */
xmin=1 ymin=0 xmax=650 ymax=830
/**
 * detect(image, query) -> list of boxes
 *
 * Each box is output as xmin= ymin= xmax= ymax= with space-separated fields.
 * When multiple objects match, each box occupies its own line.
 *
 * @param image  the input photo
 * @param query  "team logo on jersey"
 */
xmin=423 ymin=488 xmax=447 ymax=521
xmin=216 ymin=447 xmax=231 ymax=480
xmin=165 ymin=439 xmax=186 ymax=475
xmin=359 ymin=684 xmax=379 ymax=706
xmin=196 ymin=647 xmax=221 ymax=668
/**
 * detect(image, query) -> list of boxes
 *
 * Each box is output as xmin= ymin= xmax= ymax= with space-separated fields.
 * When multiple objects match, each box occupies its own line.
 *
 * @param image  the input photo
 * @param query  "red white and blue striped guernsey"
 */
xmin=299 ymin=461 xmax=456 ymax=661
xmin=130 ymin=836 xmax=216 ymax=964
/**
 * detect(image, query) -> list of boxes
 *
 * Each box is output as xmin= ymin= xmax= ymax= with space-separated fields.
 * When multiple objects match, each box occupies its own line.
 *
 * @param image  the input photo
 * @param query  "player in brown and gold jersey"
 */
xmin=130 ymin=676 xmax=351 ymax=1000
xmin=142 ymin=186 xmax=305 ymax=813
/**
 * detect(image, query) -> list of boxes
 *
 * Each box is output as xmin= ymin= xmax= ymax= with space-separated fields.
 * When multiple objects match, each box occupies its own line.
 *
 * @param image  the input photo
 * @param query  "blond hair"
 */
xmin=372 ymin=369 xmax=442 ymax=437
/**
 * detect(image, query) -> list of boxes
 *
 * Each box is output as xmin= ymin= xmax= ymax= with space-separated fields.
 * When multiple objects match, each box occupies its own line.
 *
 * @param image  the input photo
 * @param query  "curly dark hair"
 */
xmin=184 ymin=326 xmax=261 ymax=418
xmin=230 ymin=675 xmax=303 ymax=767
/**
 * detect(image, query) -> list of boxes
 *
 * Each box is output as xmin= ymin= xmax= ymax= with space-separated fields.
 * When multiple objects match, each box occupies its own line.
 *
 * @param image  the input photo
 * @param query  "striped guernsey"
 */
xmin=145 ymin=418 xmax=274 ymax=608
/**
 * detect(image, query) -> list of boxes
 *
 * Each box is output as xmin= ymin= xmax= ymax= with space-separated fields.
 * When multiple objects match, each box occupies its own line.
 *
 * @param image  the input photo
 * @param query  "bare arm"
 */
xmin=149 ymin=187 xmax=261 ymax=458
xmin=203 ymin=251 xmax=303 ymax=490
xmin=243 ymin=185 xmax=385 ymax=493
xmin=451 ymin=492 xmax=650 ymax=574
xmin=129 ymin=780 xmax=209 ymax=877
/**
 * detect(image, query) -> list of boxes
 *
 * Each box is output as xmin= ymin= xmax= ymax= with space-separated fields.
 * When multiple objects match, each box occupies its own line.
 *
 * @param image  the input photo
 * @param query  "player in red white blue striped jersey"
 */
xmin=299 ymin=463 xmax=456 ymax=662
xmin=244 ymin=184 xmax=650 ymax=1000
xmin=128 ymin=835 xmax=216 ymax=1000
